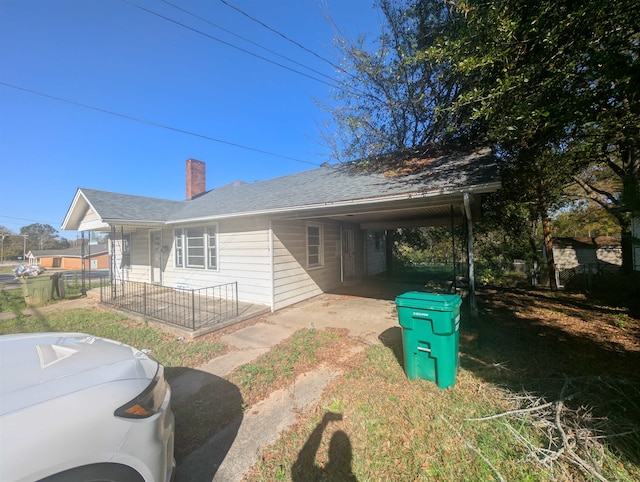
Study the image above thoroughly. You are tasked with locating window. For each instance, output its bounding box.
[207,226,217,270]
[174,226,218,269]
[307,224,323,267]
[174,229,183,266]
[186,227,205,268]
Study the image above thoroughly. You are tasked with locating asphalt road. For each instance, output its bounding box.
[0,272,20,290]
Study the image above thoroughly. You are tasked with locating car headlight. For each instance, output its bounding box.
[115,364,168,419]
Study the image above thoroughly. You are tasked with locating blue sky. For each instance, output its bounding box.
[0,0,383,238]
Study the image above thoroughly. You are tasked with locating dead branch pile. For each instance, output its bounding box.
[468,376,640,481]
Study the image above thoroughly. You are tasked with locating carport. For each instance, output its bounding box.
[281,148,500,314]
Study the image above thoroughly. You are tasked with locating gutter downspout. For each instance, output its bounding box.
[463,193,478,317]
[269,220,275,313]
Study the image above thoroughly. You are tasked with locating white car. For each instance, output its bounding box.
[0,333,175,482]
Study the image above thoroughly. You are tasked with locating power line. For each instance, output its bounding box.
[0,215,60,226]
[215,0,383,103]
[0,82,322,167]
[160,0,338,85]
[126,0,377,102]
[123,0,344,92]
[218,0,347,76]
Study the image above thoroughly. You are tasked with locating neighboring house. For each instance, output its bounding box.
[62,149,501,312]
[27,244,109,270]
[552,237,622,271]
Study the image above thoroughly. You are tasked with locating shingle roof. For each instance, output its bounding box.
[29,243,109,258]
[553,237,622,249]
[171,147,498,221]
[76,147,499,225]
[78,188,184,223]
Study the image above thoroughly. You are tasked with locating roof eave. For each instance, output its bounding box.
[169,181,502,225]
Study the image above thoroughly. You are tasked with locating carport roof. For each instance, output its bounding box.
[62,147,500,231]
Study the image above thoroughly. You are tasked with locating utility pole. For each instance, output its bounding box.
[0,233,6,264]
[20,234,28,262]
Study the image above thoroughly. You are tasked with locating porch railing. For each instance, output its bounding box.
[100,279,239,331]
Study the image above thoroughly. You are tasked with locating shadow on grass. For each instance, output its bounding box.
[167,368,244,481]
[378,326,404,369]
[459,287,640,467]
[375,285,640,469]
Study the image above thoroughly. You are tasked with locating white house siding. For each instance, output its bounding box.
[161,218,272,306]
[272,220,342,311]
[84,207,102,225]
[123,228,152,283]
[365,230,387,276]
[553,247,597,269]
[110,236,130,282]
[553,245,621,270]
[595,247,622,267]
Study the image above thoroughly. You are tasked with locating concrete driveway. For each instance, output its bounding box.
[1,278,421,481]
[173,279,424,482]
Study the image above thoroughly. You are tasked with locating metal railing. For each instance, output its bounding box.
[100,279,239,331]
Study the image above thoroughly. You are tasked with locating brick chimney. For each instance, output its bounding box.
[186,159,206,199]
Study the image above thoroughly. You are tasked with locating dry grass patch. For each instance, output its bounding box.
[244,287,640,481]
[174,327,360,463]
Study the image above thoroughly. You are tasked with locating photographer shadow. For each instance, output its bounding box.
[292,412,357,482]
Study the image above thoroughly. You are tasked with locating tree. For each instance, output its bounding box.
[323,0,638,285]
[321,0,463,161]
[432,0,640,276]
[19,224,69,252]
[551,201,620,239]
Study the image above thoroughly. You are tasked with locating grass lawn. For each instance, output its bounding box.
[243,288,640,481]
[1,285,638,480]
[0,308,226,370]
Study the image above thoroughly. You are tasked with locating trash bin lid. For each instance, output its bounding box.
[395,291,461,311]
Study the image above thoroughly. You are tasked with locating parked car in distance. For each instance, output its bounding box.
[0,332,175,482]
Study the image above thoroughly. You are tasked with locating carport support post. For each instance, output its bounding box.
[463,193,478,317]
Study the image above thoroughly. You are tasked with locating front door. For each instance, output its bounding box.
[342,227,355,281]
[150,231,162,284]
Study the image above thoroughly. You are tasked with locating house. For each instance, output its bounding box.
[552,236,623,271]
[62,148,501,313]
[27,244,109,270]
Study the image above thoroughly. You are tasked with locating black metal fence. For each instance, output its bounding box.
[100,280,239,331]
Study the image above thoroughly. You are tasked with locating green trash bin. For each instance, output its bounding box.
[395,291,461,389]
[20,275,56,306]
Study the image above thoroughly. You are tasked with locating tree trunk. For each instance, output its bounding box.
[620,222,635,275]
[540,202,558,290]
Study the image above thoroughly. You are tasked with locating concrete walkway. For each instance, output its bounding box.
[172,291,402,481]
[3,282,415,481]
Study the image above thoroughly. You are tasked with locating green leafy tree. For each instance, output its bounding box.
[432,0,640,277]
[321,0,464,161]
[552,201,621,239]
[19,224,69,252]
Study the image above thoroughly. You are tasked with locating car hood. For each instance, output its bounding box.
[0,333,157,416]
